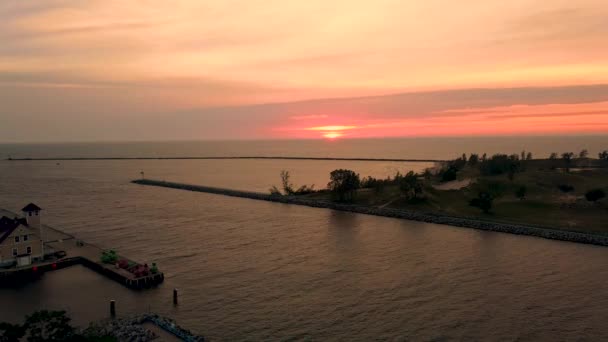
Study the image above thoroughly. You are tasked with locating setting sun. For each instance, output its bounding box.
[322,132,343,139]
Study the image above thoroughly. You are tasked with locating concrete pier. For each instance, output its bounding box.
[0,209,164,290]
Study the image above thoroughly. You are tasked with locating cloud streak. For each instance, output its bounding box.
[1,1,608,141]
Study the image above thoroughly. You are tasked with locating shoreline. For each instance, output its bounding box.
[132,179,608,247]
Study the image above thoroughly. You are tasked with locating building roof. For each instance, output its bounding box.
[21,203,42,212]
[0,216,28,244]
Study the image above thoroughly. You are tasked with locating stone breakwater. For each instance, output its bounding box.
[84,314,205,342]
[132,179,608,247]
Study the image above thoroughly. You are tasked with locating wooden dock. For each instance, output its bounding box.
[0,209,164,290]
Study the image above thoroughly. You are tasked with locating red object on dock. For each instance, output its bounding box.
[32,266,38,272]
[52,263,57,269]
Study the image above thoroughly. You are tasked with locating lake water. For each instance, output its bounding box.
[1,137,607,341]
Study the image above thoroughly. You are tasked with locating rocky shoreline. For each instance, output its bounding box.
[133,179,608,247]
[84,314,205,342]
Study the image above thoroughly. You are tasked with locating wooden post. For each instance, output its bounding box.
[110,300,116,317]
[173,288,178,305]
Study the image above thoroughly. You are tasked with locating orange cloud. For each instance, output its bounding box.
[290,114,328,120]
[305,125,357,131]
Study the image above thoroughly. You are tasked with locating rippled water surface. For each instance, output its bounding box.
[1,139,608,341]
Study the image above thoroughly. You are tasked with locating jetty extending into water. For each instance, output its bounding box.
[133,179,608,247]
[0,209,163,290]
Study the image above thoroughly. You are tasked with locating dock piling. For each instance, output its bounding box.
[110,300,116,317]
[173,288,178,305]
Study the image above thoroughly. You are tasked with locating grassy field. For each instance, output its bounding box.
[302,159,608,234]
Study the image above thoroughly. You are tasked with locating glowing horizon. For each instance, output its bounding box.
[1,1,608,142]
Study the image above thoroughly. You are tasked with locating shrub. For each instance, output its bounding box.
[24,310,75,342]
[561,152,575,172]
[585,189,606,203]
[100,250,118,264]
[294,184,316,195]
[399,171,423,199]
[515,186,527,200]
[469,192,494,213]
[439,166,458,182]
[558,184,574,193]
[280,170,294,195]
[269,186,282,196]
[479,154,521,177]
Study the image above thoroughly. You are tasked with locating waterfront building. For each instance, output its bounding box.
[0,203,44,267]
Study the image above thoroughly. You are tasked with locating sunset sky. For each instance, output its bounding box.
[1,0,608,141]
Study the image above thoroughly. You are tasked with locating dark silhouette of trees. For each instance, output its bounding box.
[558,184,575,193]
[0,322,25,342]
[271,170,315,195]
[599,150,608,161]
[515,186,527,200]
[469,192,493,213]
[549,152,558,159]
[526,152,533,160]
[399,171,423,200]
[1,310,113,342]
[438,155,467,182]
[440,166,458,182]
[294,184,316,195]
[479,154,521,178]
[579,149,588,158]
[468,154,479,165]
[280,170,294,195]
[585,189,606,203]
[561,152,575,172]
[360,173,400,193]
[328,169,360,202]
[269,186,282,196]
[23,310,75,342]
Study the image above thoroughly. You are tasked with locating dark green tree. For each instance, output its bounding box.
[0,322,25,342]
[585,189,606,203]
[399,171,423,200]
[469,192,494,213]
[515,186,527,200]
[468,154,479,165]
[479,154,521,178]
[23,310,75,342]
[558,184,574,193]
[327,169,360,202]
[561,152,575,172]
[280,170,294,195]
[440,166,458,182]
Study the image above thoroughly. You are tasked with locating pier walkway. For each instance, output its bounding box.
[0,209,163,290]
